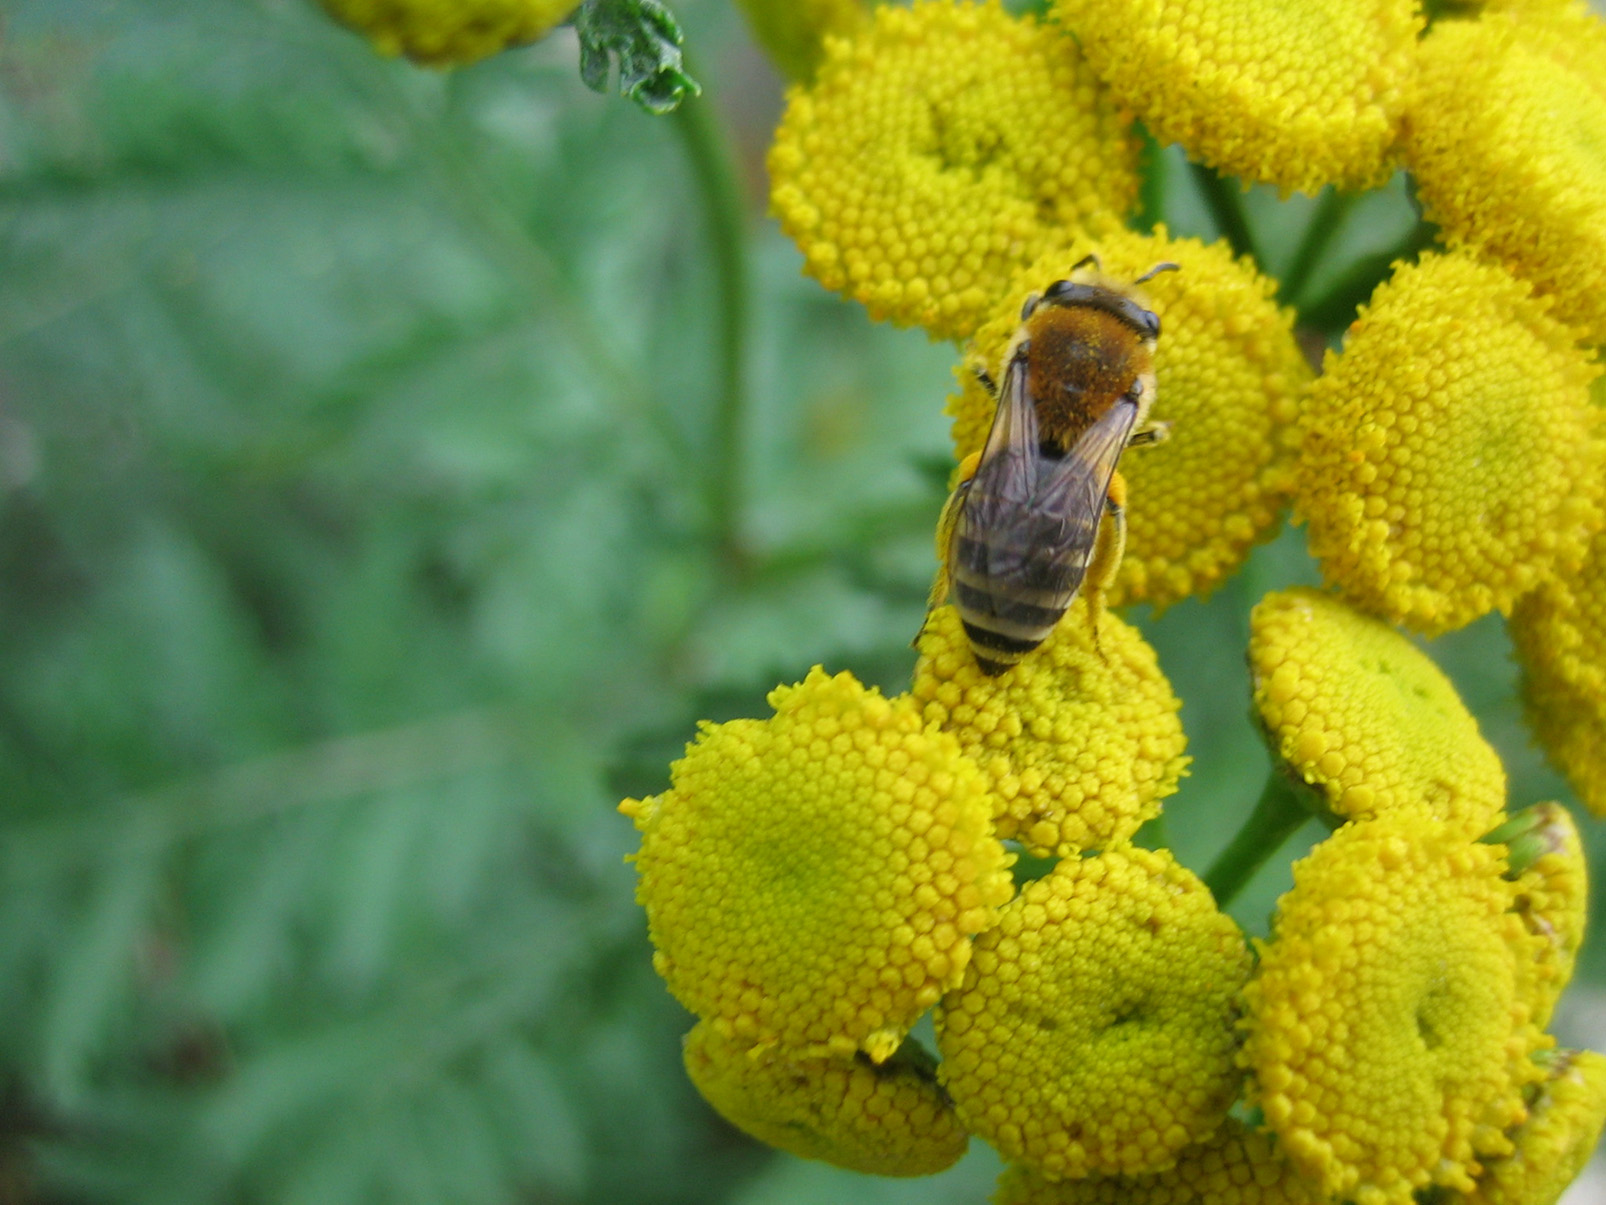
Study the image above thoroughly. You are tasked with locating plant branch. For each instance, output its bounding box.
[672,92,751,570]
[1202,770,1312,907]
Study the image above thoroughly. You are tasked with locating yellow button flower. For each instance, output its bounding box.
[991,1119,1324,1205]
[1406,8,1606,345]
[1241,808,1550,1204]
[1511,526,1606,818]
[1490,803,1589,1030]
[912,601,1187,859]
[938,848,1250,1179]
[767,0,1139,340]
[1462,1049,1606,1205]
[681,1021,968,1178]
[946,228,1308,610]
[1051,0,1420,194]
[1248,588,1506,833]
[731,0,867,82]
[1297,251,1604,636]
[318,0,578,65]
[620,666,1014,1062]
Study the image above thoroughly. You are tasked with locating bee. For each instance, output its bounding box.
[929,255,1177,675]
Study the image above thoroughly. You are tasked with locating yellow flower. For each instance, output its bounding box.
[1248,588,1507,833]
[1051,0,1420,194]
[767,0,1139,340]
[1490,803,1589,1030]
[1241,808,1550,1204]
[620,667,1013,1062]
[731,0,868,82]
[911,601,1187,859]
[946,229,1308,610]
[1406,7,1606,345]
[1511,526,1606,818]
[991,1119,1324,1205]
[681,1021,968,1178]
[1463,1049,1606,1205]
[318,0,578,65]
[937,848,1250,1179]
[1297,251,1604,635]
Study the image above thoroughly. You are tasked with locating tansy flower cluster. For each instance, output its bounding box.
[276,0,1606,1196]
[621,0,1606,1197]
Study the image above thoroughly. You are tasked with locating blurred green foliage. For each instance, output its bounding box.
[0,1,1601,1202]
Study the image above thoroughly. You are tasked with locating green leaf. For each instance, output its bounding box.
[572,0,701,115]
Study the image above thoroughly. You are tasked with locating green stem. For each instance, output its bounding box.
[1296,217,1439,333]
[1203,771,1311,907]
[672,92,751,571]
[1188,160,1257,264]
[1278,189,1355,310]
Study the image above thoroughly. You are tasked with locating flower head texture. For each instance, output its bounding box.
[1298,252,1604,635]
[318,0,578,64]
[1052,0,1420,194]
[1496,803,1589,1030]
[1241,809,1550,1204]
[1249,588,1506,833]
[681,1022,968,1177]
[991,1119,1324,1205]
[767,0,1139,340]
[620,667,1013,1061]
[947,229,1308,609]
[1512,526,1606,817]
[937,848,1250,1180]
[911,602,1187,859]
[1406,7,1606,345]
[1462,1049,1606,1205]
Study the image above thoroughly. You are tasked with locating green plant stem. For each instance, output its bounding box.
[1203,771,1311,907]
[1189,160,1257,264]
[672,92,750,571]
[1296,217,1439,333]
[1278,189,1355,310]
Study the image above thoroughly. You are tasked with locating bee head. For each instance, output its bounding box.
[1038,277,1163,343]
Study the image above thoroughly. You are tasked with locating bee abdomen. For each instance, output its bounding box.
[951,572,1071,677]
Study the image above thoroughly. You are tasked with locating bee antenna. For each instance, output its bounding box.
[1070,253,1101,274]
[1134,261,1181,284]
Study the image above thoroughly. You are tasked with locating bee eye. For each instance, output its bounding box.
[1020,292,1041,321]
[1044,280,1074,303]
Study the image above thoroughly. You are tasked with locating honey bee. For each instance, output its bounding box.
[929,256,1177,675]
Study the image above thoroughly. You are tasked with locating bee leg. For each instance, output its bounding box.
[972,364,997,396]
[1128,421,1171,449]
[915,452,982,649]
[1084,471,1129,659]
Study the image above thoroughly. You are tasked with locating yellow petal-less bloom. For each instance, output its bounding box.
[620,667,1014,1062]
[1051,0,1420,194]
[938,848,1250,1179]
[767,0,1139,340]
[1406,8,1606,345]
[1298,252,1605,635]
[912,602,1187,859]
[1497,803,1589,1030]
[318,0,578,65]
[1511,526,1606,817]
[681,1022,968,1178]
[1462,1049,1606,1205]
[731,0,867,82]
[1241,809,1550,1204]
[1248,588,1506,833]
[947,229,1308,610]
[991,1119,1324,1205]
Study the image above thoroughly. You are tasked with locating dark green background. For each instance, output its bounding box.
[2,1,1600,1201]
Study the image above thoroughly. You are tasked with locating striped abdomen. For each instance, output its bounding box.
[949,492,1096,676]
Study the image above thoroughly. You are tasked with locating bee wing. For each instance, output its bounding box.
[961,374,1138,599]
